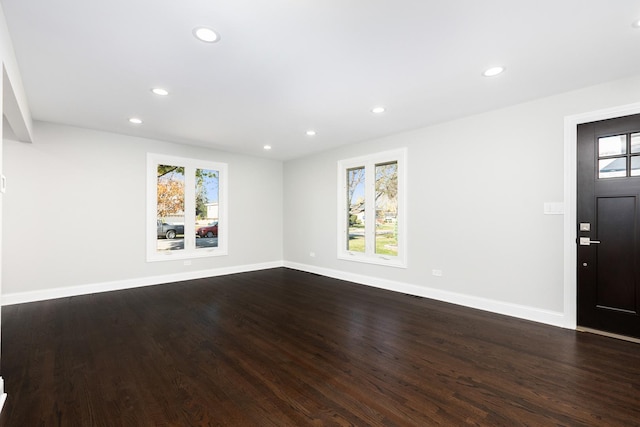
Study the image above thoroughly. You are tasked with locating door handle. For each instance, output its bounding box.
[579,237,601,246]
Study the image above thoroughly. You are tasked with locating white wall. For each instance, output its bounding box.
[283,74,640,327]
[2,121,283,300]
[1,0,33,404]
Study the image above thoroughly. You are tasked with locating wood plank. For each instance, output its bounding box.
[1,268,639,426]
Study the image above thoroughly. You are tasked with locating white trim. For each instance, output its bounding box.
[2,66,33,143]
[2,261,284,306]
[3,260,567,327]
[563,101,640,330]
[284,261,566,328]
[0,377,6,415]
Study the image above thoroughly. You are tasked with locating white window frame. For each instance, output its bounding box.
[147,153,228,262]
[337,148,407,268]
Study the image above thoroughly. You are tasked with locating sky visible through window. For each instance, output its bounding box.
[197,168,219,203]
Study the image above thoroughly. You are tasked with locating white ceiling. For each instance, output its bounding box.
[2,0,640,160]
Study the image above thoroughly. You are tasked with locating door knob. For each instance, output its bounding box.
[579,237,601,246]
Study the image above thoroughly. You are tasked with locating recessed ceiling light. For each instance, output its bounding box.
[371,107,385,114]
[193,27,220,43]
[129,117,143,124]
[483,66,505,77]
[306,130,317,136]
[263,145,272,150]
[151,88,169,96]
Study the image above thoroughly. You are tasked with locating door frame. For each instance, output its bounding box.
[563,101,640,329]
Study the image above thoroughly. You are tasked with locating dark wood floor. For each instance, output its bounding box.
[1,268,639,426]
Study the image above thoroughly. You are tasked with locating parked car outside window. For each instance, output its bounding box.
[196,222,218,238]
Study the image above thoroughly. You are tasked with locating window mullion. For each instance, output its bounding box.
[364,163,376,255]
[183,165,196,251]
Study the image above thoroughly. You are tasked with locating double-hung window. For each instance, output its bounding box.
[147,153,228,262]
[337,148,407,267]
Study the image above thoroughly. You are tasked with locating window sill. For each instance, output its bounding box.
[338,252,407,268]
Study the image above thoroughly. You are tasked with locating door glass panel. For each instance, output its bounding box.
[598,135,626,157]
[195,168,220,249]
[375,162,398,256]
[598,158,627,179]
[156,165,185,251]
[347,167,365,252]
[631,156,640,176]
[631,133,640,154]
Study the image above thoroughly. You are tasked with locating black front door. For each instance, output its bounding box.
[577,113,640,338]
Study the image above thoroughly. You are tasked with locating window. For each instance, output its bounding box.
[337,148,407,267]
[147,153,228,262]
[598,132,640,179]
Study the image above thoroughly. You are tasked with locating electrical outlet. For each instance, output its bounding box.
[310,252,316,258]
[432,269,443,277]
[183,260,192,266]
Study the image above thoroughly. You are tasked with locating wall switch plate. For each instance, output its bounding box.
[544,202,564,215]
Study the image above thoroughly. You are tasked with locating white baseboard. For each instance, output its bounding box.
[0,376,6,414]
[2,260,567,330]
[2,261,284,306]
[284,261,567,329]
